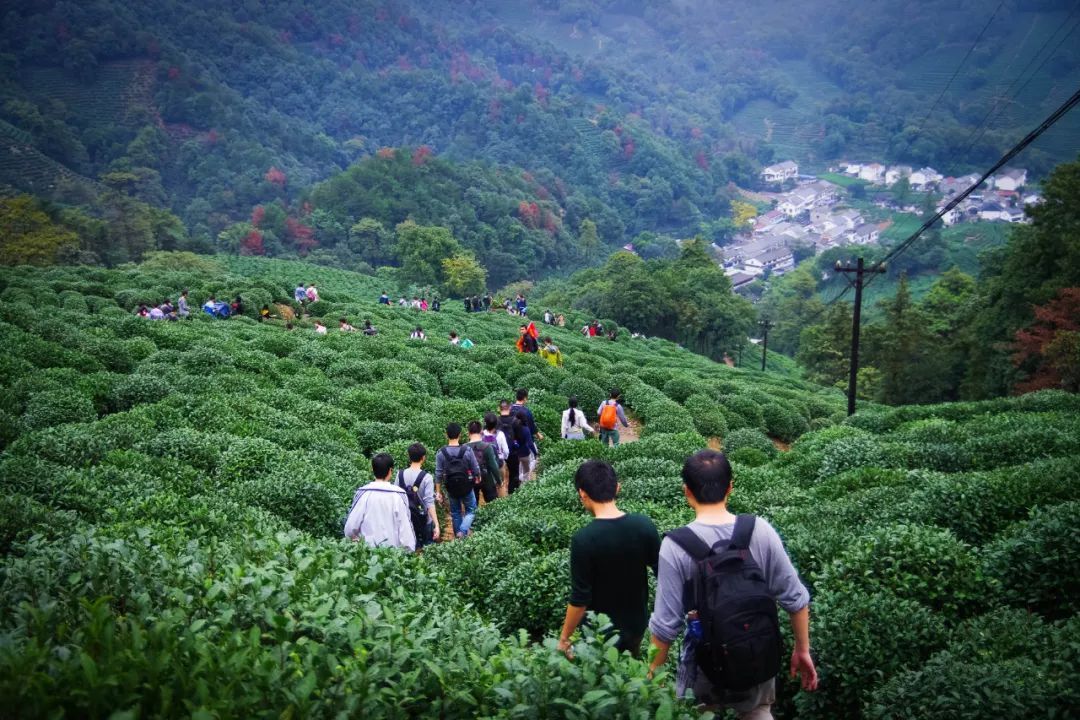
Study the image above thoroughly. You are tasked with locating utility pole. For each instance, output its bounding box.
[758,318,773,371]
[836,258,886,416]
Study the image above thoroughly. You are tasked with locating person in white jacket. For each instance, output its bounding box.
[562,396,594,440]
[343,453,416,551]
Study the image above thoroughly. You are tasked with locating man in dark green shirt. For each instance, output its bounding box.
[558,460,661,657]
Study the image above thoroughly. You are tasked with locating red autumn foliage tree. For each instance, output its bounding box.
[286,217,317,254]
[376,147,396,159]
[695,150,709,170]
[265,167,286,188]
[542,209,560,234]
[623,137,636,159]
[1012,288,1080,393]
[251,205,265,228]
[412,145,433,166]
[240,229,265,256]
[517,201,541,228]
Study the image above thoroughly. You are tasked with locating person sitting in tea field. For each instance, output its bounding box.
[398,296,409,307]
[450,331,461,346]
[410,326,426,340]
[343,452,416,551]
[230,295,244,317]
[136,303,150,318]
[259,305,271,322]
[561,396,593,440]
[306,284,319,303]
[558,460,660,658]
[314,321,328,335]
[295,284,307,304]
[339,317,357,332]
[398,443,439,546]
[378,291,390,305]
[178,290,191,319]
[436,423,482,539]
[648,450,818,717]
[363,320,378,336]
[148,303,164,320]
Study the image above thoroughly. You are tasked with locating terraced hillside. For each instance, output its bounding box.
[1,255,1077,718]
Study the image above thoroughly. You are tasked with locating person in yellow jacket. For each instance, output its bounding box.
[540,337,563,367]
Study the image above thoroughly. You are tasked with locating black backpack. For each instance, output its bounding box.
[397,469,430,543]
[666,515,782,693]
[440,446,475,499]
[469,441,493,483]
[496,415,520,455]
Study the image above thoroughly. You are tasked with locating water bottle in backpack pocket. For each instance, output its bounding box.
[666,515,783,692]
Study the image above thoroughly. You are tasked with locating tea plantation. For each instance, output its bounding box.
[1,255,1078,719]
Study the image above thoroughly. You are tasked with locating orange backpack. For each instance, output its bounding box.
[599,402,619,430]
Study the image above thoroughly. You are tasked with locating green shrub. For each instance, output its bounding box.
[110,374,172,411]
[217,437,281,485]
[815,524,983,618]
[795,590,948,719]
[717,394,765,429]
[556,376,606,419]
[21,389,97,430]
[983,501,1080,620]
[425,530,535,615]
[762,403,809,443]
[661,374,698,403]
[722,427,777,457]
[726,447,770,467]
[684,394,728,438]
[490,549,570,638]
[142,428,223,473]
[236,472,343,537]
[443,368,505,401]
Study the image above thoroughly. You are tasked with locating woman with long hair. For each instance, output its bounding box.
[561,396,593,440]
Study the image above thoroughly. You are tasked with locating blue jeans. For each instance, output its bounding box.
[600,428,621,447]
[447,490,477,537]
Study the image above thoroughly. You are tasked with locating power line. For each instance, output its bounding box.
[957,4,1080,161]
[892,0,1005,163]
[862,85,1080,293]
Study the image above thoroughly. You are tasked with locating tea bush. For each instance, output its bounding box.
[5,259,1075,718]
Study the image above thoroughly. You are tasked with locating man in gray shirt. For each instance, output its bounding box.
[648,450,818,717]
[400,442,439,545]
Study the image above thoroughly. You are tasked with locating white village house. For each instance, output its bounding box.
[992,168,1027,192]
[761,161,799,183]
[909,167,943,190]
[885,165,912,185]
[858,163,886,184]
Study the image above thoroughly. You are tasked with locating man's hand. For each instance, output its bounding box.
[536,432,545,441]
[790,648,818,691]
[557,638,573,658]
[432,524,441,541]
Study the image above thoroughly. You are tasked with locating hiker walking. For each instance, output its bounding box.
[436,423,482,539]
[561,396,593,440]
[540,336,563,367]
[597,389,630,447]
[482,412,511,497]
[516,323,539,353]
[511,388,541,482]
[378,291,390,305]
[466,420,501,504]
[409,326,426,340]
[259,305,271,322]
[343,453,416,551]
[559,460,660,658]
[648,450,818,714]
[398,443,439,547]
[230,295,244,318]
[306,284,319,303]
[497,401,523,495]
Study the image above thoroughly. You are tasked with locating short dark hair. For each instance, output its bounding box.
[372,452,395,479]
[446,422,462,440]
[407,442,427,463]
[609,387,622,399]
[484,411,499,431]
[574,460,618,502]
[682,450,733,504]
[467,420,481,435]
[515,388,528,402]
[499,400,511,412]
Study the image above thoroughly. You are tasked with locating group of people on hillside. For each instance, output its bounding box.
[345,389,545,547]
[514,321,564,367]
[346,441,819,717]
[542,309,567,327]
[137,290,247,321]
[294,283,320,304]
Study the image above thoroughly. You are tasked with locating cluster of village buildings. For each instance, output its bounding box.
[720,160,1040,292]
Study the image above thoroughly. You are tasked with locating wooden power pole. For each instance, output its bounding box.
[758,318,773,372]
[836,258,886,416]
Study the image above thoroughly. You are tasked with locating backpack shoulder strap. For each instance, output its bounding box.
[665,526,713,561]
[730,514,756,550]
[415,470,428,485]
[396,469,405,489]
